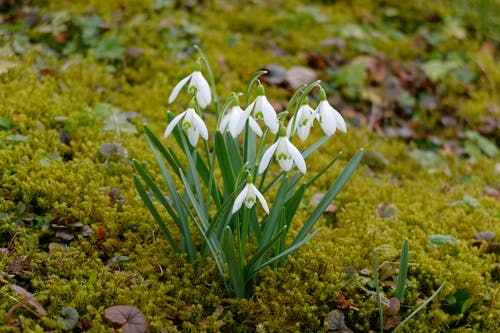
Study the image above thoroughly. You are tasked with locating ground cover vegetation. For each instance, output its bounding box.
[0,0,498,331]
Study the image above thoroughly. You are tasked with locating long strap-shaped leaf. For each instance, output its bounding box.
[144,134,195,259]
[222,227,245,298]
[260,177,289,245]
[133,160,179,222]
[214,131,237,195]
[176,188,230,295]
[394,238,409,301]
[246,228,321,282]
[244,225,289,282]
[133,175,179,253]
[145,124,221,204]
[292,149,364,247]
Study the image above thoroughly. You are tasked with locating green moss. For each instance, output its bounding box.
[0,0,498,331]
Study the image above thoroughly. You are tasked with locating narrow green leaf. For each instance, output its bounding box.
[245,225,288,279]
[247,228,320,281]
[133,160,179,222]
[302,136,330,159]
[395,238,409,301]
[224,131,243,173]
[284,183,306,228]
[179,170,210,229]
[261,177,289,244]
[292,149,363,246]
[394,282,445,331]
[133,176,179,253]
[222,227,245,298]
[305,153,342,188]
[143,134,195,260]
[215,131,236,194]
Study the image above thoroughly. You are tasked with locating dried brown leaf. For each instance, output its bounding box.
[10,284,47,316]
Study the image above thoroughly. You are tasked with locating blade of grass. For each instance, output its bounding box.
[395,238,409,302]
[394,282,445,331]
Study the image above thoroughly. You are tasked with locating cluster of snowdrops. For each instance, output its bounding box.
[133,47,362,298]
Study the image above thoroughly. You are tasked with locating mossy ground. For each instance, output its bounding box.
[0,1,499,332]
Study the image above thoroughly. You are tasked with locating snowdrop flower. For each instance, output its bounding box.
[246,84,279,134]
[164,103,208,146]
[258,126,306,174]
[219,98,262,138]
[315,88,347,136]
[168,61,211,108]
[286,99,316,141]
[232,175,269,214]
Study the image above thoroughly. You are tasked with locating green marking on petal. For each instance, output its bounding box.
[277,152,289,160]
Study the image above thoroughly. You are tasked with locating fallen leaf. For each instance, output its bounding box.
[105,305,149,333]
[377,202,398,219]
[384,297,400,315]
[10,284,47,316]
[325,310,353,332]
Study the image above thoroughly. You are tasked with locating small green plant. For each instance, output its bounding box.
[373,239,445,332]
[134,46,363,298]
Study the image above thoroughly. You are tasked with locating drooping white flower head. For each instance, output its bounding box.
[168,61,211,108]
[232,175,269,214]
[286,99,316,141]
[246,84,279,134]
[258,126,306,174]
[219,97,262,138]
[164,105,208,146]
[315,87,347,136]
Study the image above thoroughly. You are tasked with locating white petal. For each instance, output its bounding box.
[258,141,278,174]
[259,97,279,134]
[317,102,336,136]
[228,107,244,138]
[248,117,263,137]
[168,74,192,104]
[286,138,306,173]
[192,112,209,140]
[278,158,294,172]
[275,138,293,172]
[232,186,249,213]
[297,124,311,142]
[219,114,231,132]
[286,120,295,138]
[186,128,199,146]
[251,184,269,214]
[332,109,347,133]
[230,103,254,136]
[191,72,211,108]
[164,111,186,138]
